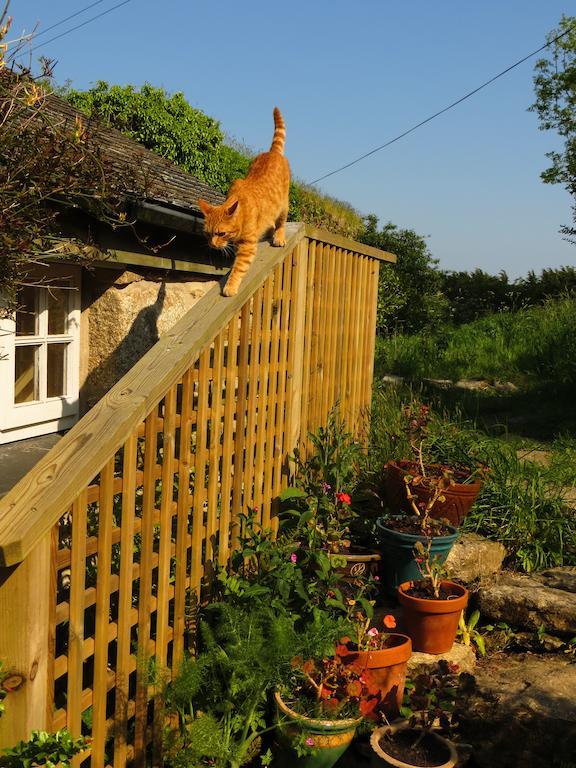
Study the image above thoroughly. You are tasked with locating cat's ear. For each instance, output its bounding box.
[198,198,212,216]
[226,199,239,216]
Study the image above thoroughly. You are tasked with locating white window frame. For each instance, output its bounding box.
[0,265,81,444]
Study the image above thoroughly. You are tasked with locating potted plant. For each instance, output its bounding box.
[369,661,468,768]
[397,539,468,654]
[275,646,381,768]
[377,475,459,596]
[335,609,412,720]
[384,404,484,527]
[283,412,382,581]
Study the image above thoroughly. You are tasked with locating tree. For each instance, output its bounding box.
[530,16,576,239]
[359,215,448,335]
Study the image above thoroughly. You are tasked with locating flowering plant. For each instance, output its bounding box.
[336,612,399,654]
[287,650,381,720]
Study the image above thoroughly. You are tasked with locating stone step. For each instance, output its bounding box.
[477,568,576,637]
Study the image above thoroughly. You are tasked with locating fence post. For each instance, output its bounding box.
[0,528,54,746]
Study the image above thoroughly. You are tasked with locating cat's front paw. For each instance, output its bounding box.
[272,235,286,247]
[223,281,238,297]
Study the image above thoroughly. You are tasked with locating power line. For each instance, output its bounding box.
[16,0,132,55]
[6,0,109,46]
[310,22,576,186]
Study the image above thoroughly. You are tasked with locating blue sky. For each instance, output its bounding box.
[8,0,576,277]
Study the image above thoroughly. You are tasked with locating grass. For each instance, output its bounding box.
[366,382,576,572]
[375,296,576,386]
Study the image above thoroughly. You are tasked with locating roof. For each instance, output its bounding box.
[42,92,225,214]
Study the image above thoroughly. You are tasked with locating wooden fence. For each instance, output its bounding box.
[0,223,394,767]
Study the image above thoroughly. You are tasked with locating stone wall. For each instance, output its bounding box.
[80,268,217,410]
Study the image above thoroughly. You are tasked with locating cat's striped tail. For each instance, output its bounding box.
[270,107,286,154]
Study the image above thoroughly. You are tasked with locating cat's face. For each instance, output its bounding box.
[198,199,239,250]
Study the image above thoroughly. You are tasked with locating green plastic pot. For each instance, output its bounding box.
[376,517,459,596]
[274,691,361,768]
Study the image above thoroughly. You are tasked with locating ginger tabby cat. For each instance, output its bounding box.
[198,107,290,297]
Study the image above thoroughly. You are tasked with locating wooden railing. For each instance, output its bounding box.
[0,223,394,767]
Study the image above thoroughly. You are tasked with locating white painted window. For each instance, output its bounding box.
[0,265,81,444]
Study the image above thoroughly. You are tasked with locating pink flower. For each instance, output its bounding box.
[290,553,297,563]
[305,737,315,747]
[367,627,379,637]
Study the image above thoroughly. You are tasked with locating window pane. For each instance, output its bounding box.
[47,285,70,335]
[15,286,38,336]
[15,345,39,403]
[47,343,67,398]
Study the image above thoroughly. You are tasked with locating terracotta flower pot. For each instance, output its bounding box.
[274,691,361,768]
[352,633,412,719]
[385,460,483,527]
[397,580,468,654]
[370,722,458,768]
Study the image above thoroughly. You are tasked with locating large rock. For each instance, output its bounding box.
[408,642,476,675]
[82,272,216,408]
[477,570,576,637]
[445,533,506,582]
[459,653,576,768]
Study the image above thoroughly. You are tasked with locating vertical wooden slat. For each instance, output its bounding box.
[91,458,115,768]
[134,411,158,767]
[114,435,137,768]
[340,251,354,423]
[219,317,239,563]
[285,242,309,469]
[68,491,87,765]
[173,369,193,666]
[206,333,224,569]
[253,277,273,517]
[190,348,210,597]
[243,287,263,513]
[153,386,178,760]
[45,525,58,731]
[262,264,283,526]
[349,254,364,430]
[299,239,316,442]
[274,257,293,499]
[320,244,335,425]
[356,257,369,436]
[231,302,251,540]
[308,242,325,436]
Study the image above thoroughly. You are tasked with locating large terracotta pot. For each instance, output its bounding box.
[397,580,468,654]
[274,691,361,768]
[351,633,412,719]
[370,722,458,768]
[385,460,483,527]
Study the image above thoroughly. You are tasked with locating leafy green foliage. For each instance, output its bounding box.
[0,730,87,768]
[375,296,576,386]
[530,15,576,237]
[359,215,448,336]
[0,62,132,311]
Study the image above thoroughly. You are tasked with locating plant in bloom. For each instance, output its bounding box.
[335,492,351,506]
[336,613,398,655]
[288,652,381,719]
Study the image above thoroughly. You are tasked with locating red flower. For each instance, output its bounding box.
[383,614,397,629]
[335,492,351,505]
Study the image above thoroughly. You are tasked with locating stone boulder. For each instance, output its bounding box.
[459,653,576,768]
[408,642,477,676]
[477,569,576,637]
[445,533,506,583]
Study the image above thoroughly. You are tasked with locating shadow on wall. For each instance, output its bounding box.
[81,281,167,411]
